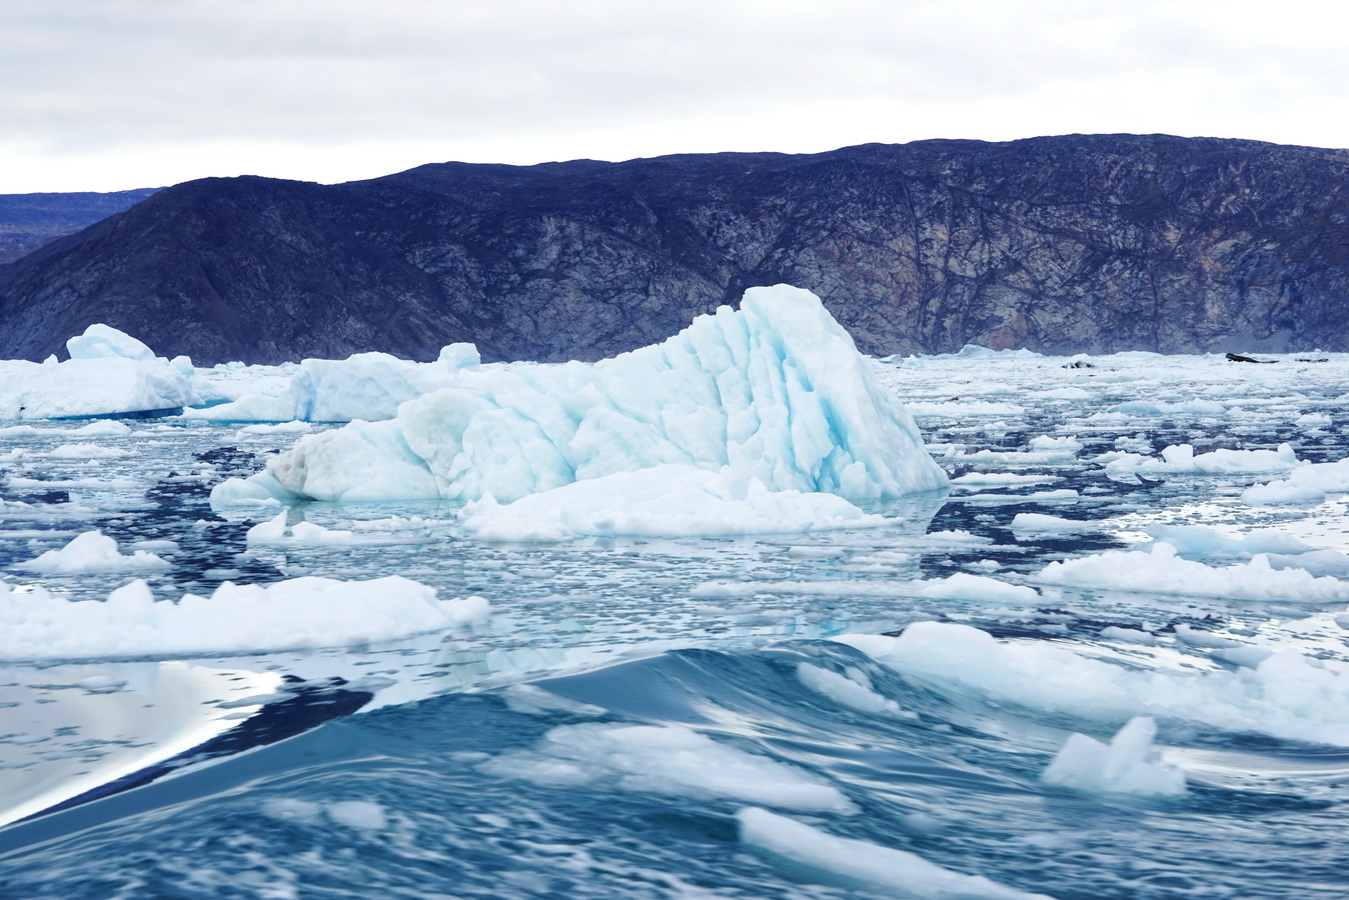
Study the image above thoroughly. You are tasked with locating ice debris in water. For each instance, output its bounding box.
[839,622,1349,747]
[14,529,171,576]
[226,285,946,507]
[1103,442,1302,482]
[477,722,856,813]
[796,663,916,718]
[1243,454,1349,505]
[1036,541,1349,601]
[1041,717,1186,796]
[736,807,1053,900]
[0,575,469,661]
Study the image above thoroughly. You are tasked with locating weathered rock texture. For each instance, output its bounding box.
[2,135,1347,364]
[0,188,161,265]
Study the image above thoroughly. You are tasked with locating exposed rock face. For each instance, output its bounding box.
[0,188,161,264]
[1,135,1347,364]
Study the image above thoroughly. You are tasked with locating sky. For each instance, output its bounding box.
[4,0,1349,194]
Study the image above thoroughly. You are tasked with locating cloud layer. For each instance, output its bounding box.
[3,0,1348,191]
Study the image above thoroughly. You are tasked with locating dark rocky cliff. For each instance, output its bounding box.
[2,135,1347,364]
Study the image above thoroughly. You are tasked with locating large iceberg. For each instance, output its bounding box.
[230,286,947,505]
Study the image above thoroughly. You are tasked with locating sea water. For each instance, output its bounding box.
[2,350,1348,899]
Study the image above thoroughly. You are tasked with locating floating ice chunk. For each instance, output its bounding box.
[1028,435,1084,454]
[839,622,1349,746]
[501,684,606,717]
[1036,387,1091,400]
[1295,412,1332,427]
[1144,525,1314,558]
[46,443,133,459]
[245,511,354,544]
[324,800,389,831]
[1105,443,1302,481]
[1041,717,1185,796]
[915,573,1040,604]
[460,465,891,541]
[1010,513,1100,537]
[479,723,855,813]
[1035,542,1349,601]
[208,472,290,508]
[958,489,1079,505]
[950,473,1060,489]
[14,530,170,575]
[236,421,314,435]
[445,594,491,627]
[257,286,947,504]
[0,574,461,660]
[736,807,1052,900]
[65,324,156,361]
[1243,455,1349,505]
[796,663,914,718]
[907,400,1026,416]
[1106,399,1227,417]
[1099,626,1157,645]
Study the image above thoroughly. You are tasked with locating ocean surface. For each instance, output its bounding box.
[3,349,1348,899]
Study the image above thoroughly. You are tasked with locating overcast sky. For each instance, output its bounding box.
[4,0,1348,193]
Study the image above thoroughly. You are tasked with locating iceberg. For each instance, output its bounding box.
[237,286,947,506]
[0,325,198,420]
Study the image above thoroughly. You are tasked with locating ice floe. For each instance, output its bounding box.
[0,575,469,661]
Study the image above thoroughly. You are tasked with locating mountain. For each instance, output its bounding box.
[0,188,162,265]
[1,135,1347,364]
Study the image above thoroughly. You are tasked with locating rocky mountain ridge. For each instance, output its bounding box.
[1,135,1346,364]
[0,188,161,265]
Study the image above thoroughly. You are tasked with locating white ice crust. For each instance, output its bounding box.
[242,286,946,507]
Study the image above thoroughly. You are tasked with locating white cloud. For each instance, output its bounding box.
[3,0,1349,191]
